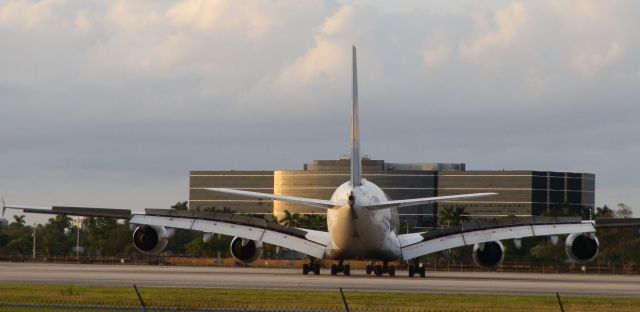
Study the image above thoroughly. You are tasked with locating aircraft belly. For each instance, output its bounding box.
[325,247,400,261]
[326,229,401,260]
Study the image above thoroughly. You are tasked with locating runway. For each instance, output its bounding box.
[1,263,639,297]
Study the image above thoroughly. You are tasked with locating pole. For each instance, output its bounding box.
[75,217,82,261]
[556,292,565,312]
[32,223,36,260]
[133,284,147,312]
[76,223,80,260]
[339,287,350,312]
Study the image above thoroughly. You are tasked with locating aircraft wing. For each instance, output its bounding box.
[398,217,595,260]
[2,204,132,218]
[131,209,330,258]
[2,202,330,258]
[363,192,497,210]
[205,188,340,209]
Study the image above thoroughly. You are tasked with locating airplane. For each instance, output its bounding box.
[2,46,599,277]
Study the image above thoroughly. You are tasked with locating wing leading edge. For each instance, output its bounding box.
[2,202,330,258]
[132,209,329,258]
[363,192,498,210]
[399,217,596,260]
[205,188,340,209]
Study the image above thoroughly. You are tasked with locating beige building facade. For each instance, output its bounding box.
[189,159,595,229]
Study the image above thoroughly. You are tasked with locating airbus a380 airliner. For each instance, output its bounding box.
[3,46,599,277]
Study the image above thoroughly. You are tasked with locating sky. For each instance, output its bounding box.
[1,0,639,223]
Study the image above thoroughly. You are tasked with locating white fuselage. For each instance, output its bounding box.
[325,179,401,260]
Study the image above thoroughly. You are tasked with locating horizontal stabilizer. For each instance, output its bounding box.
[3,204,131,219]
[364,192,497,210]
[205,188,340,209]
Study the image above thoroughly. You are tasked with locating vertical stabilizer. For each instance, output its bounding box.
[351,46,362,187]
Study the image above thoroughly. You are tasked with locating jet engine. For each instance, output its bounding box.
[132,225,174,254]
[472,241,505,270]
[230,237,263,265]
[565,233,599,263]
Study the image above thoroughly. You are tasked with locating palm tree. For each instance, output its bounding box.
[437,206,469,228]
[171,201,188,211]
[278,210,303,228]
[12,215,26,226]
[296,214,325,230]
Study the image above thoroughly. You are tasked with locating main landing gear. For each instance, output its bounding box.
[330,260,351,276]
[408,260,426,278]
[365,261,395,277]
[302,258,321,275]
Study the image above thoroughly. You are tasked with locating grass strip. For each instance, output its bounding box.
[0,284,638,311]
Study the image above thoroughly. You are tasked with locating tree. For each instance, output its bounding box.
[171,201,188,211]
[529,242,565,262]
[103,220,135,256]
[39,215,73,256]
[615,203,633,219]
[0,216,33,256]
[278,210,303,228]
[299,214,326,231]
[595,205,614,218]
[84,217,120,257]
[542,203,581,217]
[438,206,469,227]
[13,215,26,226]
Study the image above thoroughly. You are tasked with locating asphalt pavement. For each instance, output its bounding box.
[1,262,639,297]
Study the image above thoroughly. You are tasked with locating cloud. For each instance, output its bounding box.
[459,2,529,63]
[423,44,450,68]
[571,41,624,77]
[320,4,354,35]
[0,0,639,220]
[0,0,64,28]
[274,5,354,92]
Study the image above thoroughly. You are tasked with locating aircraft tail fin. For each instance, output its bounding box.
[351,45,362,187]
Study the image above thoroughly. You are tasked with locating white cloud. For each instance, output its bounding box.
[73,9,91,33]
[459,2,529,63]
[0,0,639,217]
[0,0,64,28]
[274,5,354,92]
[423,44,450,68]
[320,4,353,35]
[571,41,624,77]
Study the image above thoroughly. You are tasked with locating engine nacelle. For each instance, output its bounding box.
[230,237,263,265]
[473,241,505,270]
[565,233,599,263]
[132,225,174,254]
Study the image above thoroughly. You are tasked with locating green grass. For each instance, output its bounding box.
[0,284,638,311]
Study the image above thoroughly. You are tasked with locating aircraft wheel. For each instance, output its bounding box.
[331,264,337,276]
[419,266,426,278]
[374,265,383,277]
[389,266,395,277]
[303,263,309,275]
[365,265,372,275]
[344,265,351,276]
[314,262,321,275]
[408,265,415,277]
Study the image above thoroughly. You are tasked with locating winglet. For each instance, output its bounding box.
[351,45,362,187]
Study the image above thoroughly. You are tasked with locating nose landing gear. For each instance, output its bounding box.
[365,261,395,277]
